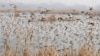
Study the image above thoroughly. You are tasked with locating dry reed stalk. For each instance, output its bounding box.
[23,30,30,56]
[69,41,77,56]
[4,31,13,56]
[23,38,30,56]
[14,35,19,56]
[27,29,33,46]
[23,40,29,56]
[27,29,34,56]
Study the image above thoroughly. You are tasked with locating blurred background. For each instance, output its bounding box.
[0,0,99,10]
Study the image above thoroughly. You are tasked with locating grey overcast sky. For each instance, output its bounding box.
[0,0,99,7]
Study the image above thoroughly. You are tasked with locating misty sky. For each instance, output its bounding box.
[0,0,99,7]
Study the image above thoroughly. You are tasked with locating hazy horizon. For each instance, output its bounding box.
[0,0,100,10]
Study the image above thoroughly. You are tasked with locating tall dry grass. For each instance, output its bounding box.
[4,27,13,56]
[1,7,99,56]
[36,47,59,56]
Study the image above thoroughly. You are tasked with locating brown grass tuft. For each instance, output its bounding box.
[23,49,30,56]
[79,43,95,56]
[4,31,13,56]
[48,14,56,22]
[36,47,59,56]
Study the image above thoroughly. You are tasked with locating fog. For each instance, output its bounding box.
[0,0,100,10]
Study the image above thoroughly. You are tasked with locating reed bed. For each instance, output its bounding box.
[2,20,99,56]
[0,5,100,56]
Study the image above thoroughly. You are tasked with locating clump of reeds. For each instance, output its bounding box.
[79,42,96,56]
[79,44,90,56]
[23,49,30,56]
[41,14,56,22]
[4,31,13,56]
[48,14,56,22]
[63,48,70,56]
[36,47,59,56]
[4,40,13,56]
